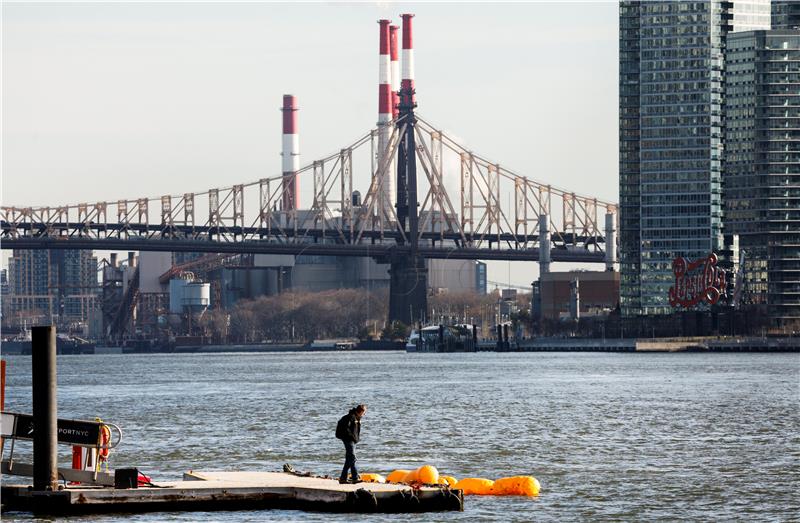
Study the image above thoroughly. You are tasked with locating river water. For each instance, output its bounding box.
[2,351,799,522]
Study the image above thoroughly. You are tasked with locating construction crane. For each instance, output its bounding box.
[488,281,532,292]
[158,253,252,285]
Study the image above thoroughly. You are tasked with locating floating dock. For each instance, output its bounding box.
[1,471,464,515]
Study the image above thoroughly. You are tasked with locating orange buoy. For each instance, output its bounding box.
[386,469,410,483]
[359,473,385,483]
[402,469,419,484]
[453,477,495,495]
[416,465,439,484]
[493,475,541,496]
[438,475,457,487]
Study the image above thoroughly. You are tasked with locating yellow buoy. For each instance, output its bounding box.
[359,473,385,483]
[416,465,439,484]
[492,476,541,496]
[402,469,419,484]
[453,477,495,495]
[438,475,457,487]
[386,469,410,483]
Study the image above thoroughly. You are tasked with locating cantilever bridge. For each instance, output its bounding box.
[1,15,617,324]
[0,114,616,262]
[0,114,618,323]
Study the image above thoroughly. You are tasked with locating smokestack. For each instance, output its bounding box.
[378,20,392,126]
[377,19,394,215]
[389,24,400,120]
[400,13,416,108]
[281,94,299,211]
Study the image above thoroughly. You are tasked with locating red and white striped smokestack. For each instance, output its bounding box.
[378,19,392,126]
[389,24,400,120]
[281,94,299,211]
[400,13,415,107]
[377,19,394,214]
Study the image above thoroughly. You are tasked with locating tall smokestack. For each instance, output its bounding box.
[400,14,416,108]
[389,24,400,120]
[377,19,394,216]
[378,20,392,125]
[281,94,299,210]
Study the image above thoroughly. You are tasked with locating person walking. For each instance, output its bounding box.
[336,404,366,484]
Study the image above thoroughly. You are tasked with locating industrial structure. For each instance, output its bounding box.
[281,95,300,211]
[1,13,619,331]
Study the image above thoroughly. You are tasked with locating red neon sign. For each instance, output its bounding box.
[668,254,727,308]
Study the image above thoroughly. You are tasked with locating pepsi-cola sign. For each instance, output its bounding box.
[668,253,728,308]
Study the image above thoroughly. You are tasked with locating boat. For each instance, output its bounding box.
[406,324,478,353]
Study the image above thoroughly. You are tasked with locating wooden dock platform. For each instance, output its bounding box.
[1,470,464,515]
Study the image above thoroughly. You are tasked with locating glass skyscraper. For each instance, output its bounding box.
[619,1,770,317]
[772,1,800,30]
[725,29,800,328]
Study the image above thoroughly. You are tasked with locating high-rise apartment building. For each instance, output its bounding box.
[772,1,800,30]
[8,249,99,326]
[725,29,800,328]
[0,269,9,325]
[619,1,770,316]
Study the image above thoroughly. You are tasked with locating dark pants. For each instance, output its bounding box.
[340,440,358,481]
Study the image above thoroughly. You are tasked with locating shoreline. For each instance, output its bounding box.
[2,337,797,355]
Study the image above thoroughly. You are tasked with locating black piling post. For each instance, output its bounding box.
[32,325,58,491]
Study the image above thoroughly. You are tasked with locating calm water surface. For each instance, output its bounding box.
[2,351,799,522]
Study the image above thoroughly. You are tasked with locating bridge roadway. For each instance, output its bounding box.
[0,222,606,263]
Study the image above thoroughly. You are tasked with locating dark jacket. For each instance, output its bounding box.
[336,410,361,443]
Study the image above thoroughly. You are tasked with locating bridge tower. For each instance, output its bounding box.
[388,13,427,327]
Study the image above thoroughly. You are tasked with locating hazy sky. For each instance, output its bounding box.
[2,1,618,285]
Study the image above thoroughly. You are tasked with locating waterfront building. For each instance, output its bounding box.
[724,29,800,328]
[538,271,620,321]
[619,0,770,316]
[8,249,99,327]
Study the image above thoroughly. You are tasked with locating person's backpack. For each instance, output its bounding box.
[335,414,350,440]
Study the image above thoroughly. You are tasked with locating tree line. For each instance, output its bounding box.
[197,288,526,343]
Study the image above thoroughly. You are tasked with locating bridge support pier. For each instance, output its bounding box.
[539,214,550,275]
[388,252,427,327]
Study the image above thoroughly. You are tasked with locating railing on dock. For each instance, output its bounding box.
[1,411,122,485]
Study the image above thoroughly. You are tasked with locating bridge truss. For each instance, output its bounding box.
[0,115,616,265]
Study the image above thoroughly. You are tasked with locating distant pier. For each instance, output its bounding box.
[498,337,799,352]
